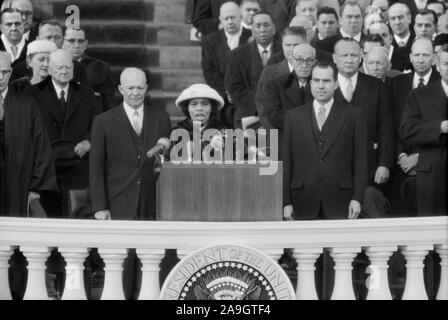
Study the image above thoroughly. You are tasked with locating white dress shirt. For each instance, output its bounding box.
[394,32,411,47]
[338,73,358,101]
[52,80,69,102]
[225,27,243,50]
[1,34,26,63]
[1,87,7,101]
[313,98,334,125]
[123,102,144,132]
[257,43,273,60]
[412,69,432,89]
[441,79,448,97]
[340,28,362,42]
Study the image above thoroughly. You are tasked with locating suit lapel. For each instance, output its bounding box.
[303,102,320,157]
[43,79,65,125]
[251,41,263,83]
[284,73,302,105]
[64,83,82,124]
[352,73,368,107]
[432,82,448,115]
[115,104,140,166]
[321,102,349,158]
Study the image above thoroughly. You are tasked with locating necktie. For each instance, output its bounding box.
[261,49,269,67]
[132,110,141,135]
[345,78,354,103]
[0,95,4,120]
[59,90,66,115]
[11,46,18,59]
[317,106,327,131]
[418,77,425,88]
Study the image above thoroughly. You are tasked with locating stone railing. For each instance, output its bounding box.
[0,216,447,300]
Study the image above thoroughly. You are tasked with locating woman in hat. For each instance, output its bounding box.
[10,40,57,92]
[172,83,226,160]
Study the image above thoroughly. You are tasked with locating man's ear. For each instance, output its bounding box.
[118,84,123,96]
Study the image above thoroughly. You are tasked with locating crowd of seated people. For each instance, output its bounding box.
[0,0,447,300]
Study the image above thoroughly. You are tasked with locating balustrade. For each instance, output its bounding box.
[0,217,447,300]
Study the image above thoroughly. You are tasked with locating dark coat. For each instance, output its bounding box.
[390,46,413,72]
[89,104,171,220]
[225,40,282,123]
[0,38,27,67]
[259,0,297,36]
[192,0,227,36]
[201,28,252,98]
[25,77,99,188]
[387,69,440,156]
[1,90,57,217]
[283,101,368,219]
[80,54,116,113]
[334,72,395,180]
[400,81,447,216]
[259,70,313,130]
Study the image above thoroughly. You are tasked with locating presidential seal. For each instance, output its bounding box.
[160,245,295,300]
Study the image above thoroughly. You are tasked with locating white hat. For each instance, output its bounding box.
[27,40,58,56]
[175,83,225,110]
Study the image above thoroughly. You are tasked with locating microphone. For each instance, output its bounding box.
[210,135,224,150]
[146,137,171,159]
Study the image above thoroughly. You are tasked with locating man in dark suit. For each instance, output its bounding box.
[89,68,171,300]
[311,6,339,46]
[63,27,115,113]
[201,1,251,125]
[260,43,314,132]
[90,67,171,221]
[388,2,415,53]
[25,49,99,218]
[256,26,308,129]
[386,37,440,216]
[399,43,448,216]
[0,8,27,67]
[414,8,438,39]
[267,15,333,65]
[283,61,367,220]
[368,21,413,71]
[226,12,281,127]
[314,2,365,53]
[1,0,37,42]
[259,0,297,36]
[333,38,394,218]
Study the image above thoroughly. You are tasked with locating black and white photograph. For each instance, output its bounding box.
[0,0,447,306]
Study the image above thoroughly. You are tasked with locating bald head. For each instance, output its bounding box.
[289,15,314,43]
[119,68,148,109]
[219,1,242,35]
[411,37,434,77]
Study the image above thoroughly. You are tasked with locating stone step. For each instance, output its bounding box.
[88,45,201,69]
[53,0,154,21]
[82,21,198,46]
[111,67,204,92]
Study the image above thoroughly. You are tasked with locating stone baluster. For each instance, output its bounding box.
[22,246,51,300]
[259,248,284,263]
[293,248,321,300]
[137,249,165,300]
[365,246,396,300]
[0,246,14,300]
[59,248,89,300]
[329,247,360,300]
[435,244,448,300]
[400,245,432,300]
[98,248,127,300]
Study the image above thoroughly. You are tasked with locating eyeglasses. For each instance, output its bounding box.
[293,58,315,66]
[64,38,86,44]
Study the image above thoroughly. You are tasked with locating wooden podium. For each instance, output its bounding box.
[157,162,283,221]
